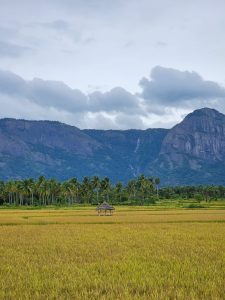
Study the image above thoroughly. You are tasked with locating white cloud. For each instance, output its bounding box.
[0,66,225,129]
[1,0,225,93]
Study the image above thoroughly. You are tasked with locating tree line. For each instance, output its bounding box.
[0,175,224,206]
[159,185,225,202]
[0,175,159,206]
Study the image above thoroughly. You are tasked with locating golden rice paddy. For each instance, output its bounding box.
[0,207,225,299]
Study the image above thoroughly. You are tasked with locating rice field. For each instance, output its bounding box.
[0,207,225,299]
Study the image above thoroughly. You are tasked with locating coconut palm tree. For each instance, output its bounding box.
[154,178,160,198]
[100,177,111,202]
[92,176,101,203]
[68,178,79,204]
[115,182,123,203]
[127,179,137,201]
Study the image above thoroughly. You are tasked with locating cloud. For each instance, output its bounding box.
[88,87,141,113]
[43,20,70,31]
[0,69,141,116]
[155,41,167,47]
[1,0,225,99]
[0,41,32,58]
[83,37,95,44]
[1,66,225,130]
[115,113,145,129]
[0,26,18,40]
[139,66,225,106]
[0,70,26,94]
[34,20,70,31]
[28,78,88,112]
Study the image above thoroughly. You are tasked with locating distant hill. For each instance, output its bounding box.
[1,108,225,185]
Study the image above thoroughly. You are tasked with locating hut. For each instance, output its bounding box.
[96,201,115,216]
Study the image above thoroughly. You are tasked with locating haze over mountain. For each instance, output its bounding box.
[0,107,225,185]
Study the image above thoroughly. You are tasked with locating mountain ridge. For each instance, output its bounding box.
[0,108,225,185]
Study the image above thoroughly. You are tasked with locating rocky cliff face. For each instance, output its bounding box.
[160,108,225,164]
[151,108,225,185]
[1,108,225,185]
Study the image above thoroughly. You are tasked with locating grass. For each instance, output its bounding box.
[0,206,225,299]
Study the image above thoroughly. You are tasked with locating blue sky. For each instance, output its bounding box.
[0,0,225,129]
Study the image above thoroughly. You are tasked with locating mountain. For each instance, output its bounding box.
[0,108,225,185]
[149,108,225,185]
[83,128,168,178]
[0,118,167,182]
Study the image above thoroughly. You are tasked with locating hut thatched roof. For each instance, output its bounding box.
[96,201,115,211]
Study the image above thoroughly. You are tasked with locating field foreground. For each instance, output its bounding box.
[0,207,225,299]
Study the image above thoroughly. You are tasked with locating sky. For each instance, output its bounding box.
[0,0,225,129]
